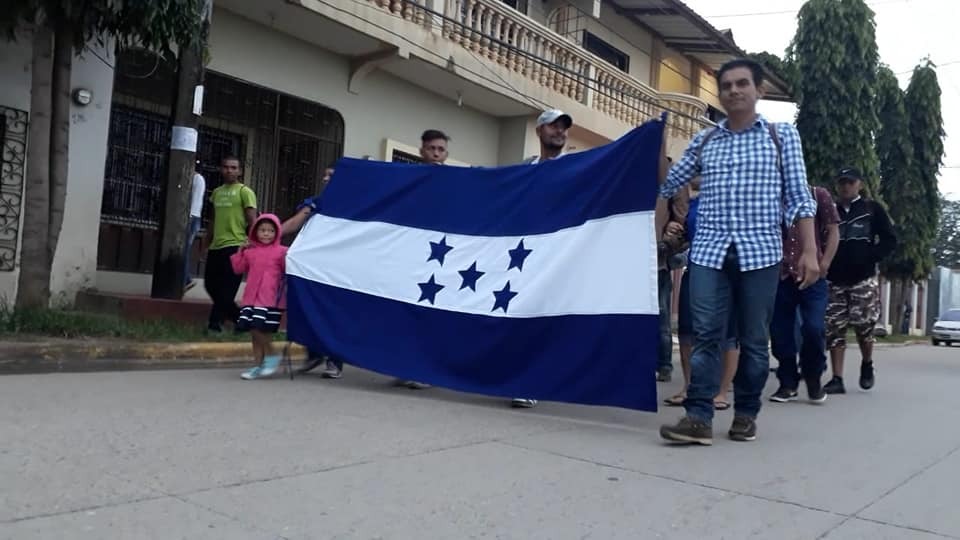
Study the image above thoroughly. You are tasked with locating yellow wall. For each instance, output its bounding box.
[658,49,691,94]
[697,67,721,109]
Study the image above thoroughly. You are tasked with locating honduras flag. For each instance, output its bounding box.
[286,119,664,411]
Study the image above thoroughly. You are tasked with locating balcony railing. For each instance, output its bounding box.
[366,0,713,138]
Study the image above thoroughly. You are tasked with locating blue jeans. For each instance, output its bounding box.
[685,246,779,422]
[657,269,673,374]
[770,278,828,389]
[183,216,201,286]
[677,269,738,350]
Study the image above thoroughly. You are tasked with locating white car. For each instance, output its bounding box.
[931,309,960,346]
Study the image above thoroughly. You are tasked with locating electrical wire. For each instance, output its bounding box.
[84,45,114,69]
[703,0,911,19]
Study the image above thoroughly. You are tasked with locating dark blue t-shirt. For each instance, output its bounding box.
[685,196,699,243]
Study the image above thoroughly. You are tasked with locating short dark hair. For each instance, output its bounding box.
[221,155,241,166]
[421,129,449,144]
[715,58,765,88]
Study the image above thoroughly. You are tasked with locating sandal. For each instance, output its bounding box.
[663,393,685,406]
[713,400,731,411]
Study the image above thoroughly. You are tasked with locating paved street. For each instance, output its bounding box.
[2,344,958,539]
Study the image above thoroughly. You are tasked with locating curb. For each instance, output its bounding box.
[0,338,923,375]
[0,341,307,374]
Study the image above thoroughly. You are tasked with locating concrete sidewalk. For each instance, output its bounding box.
[1,344,957,539]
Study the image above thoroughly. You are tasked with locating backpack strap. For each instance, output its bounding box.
[694,127,720,172]
[767,122,786,181]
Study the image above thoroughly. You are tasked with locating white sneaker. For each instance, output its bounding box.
[241,366,262,380]
[259,355,281,378]
[511,398,538,408]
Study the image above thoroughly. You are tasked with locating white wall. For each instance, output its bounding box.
[208,9,502,167]
[0,34,32,304]
[0,34,115,306]
[48,43,115,306]
[534,0,653,85]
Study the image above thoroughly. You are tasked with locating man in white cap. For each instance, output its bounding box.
[524,109,573,165]
[511,109,573,409]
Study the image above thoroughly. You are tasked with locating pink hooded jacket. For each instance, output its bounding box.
[230,213,288,309]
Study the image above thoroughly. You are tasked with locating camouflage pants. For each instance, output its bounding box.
[826,277,880,349]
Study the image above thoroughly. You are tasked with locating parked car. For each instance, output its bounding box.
[931,309,960,346]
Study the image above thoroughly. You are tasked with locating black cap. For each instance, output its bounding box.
[836,167,863,181]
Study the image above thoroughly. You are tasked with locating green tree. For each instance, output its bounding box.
[790,0,880,192]
[904,60,945,276]
[1,1,206,308]
[747,51,797,93]
[875,66,918,332]
[934,197,960,268]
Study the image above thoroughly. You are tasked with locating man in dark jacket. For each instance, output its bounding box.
[824,167,897,394]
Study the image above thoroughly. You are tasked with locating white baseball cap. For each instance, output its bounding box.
[536,109,573,128]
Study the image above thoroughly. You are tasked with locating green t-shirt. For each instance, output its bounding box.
[209,183,257,249]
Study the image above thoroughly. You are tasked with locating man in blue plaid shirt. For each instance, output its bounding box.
[658,59,819,445]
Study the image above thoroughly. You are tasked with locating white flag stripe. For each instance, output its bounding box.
[287,212,658,318]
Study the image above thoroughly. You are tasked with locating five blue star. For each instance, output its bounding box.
[417,274,445,304]
[492,281,519,313]
[427,236,454,266]
[458,261,485,291]
[507,239,533,271]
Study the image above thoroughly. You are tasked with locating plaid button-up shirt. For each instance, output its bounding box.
[659,116,817,272]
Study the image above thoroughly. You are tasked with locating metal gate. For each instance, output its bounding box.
[98,49,344,273]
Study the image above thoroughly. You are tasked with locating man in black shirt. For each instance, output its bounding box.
[823,167,896,394]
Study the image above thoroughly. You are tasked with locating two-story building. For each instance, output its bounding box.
[0,0,790,304]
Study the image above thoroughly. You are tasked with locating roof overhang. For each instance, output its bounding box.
[606,0,793,102]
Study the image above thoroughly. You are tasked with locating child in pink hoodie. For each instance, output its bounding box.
[230,213,288,380]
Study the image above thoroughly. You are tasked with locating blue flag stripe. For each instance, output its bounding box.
[317,121,664,236]
[287,276,659,411]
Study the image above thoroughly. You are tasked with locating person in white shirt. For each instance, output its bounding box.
[183,167,206,292]
[512,109,572,409]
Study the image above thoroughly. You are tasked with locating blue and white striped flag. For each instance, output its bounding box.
[286,119,664,410]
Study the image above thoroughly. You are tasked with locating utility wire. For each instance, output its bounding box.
[704,0,911,19]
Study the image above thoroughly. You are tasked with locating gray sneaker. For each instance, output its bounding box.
[660,416,713,445]
[321,360,342,379]
[511,398,538,408]
[299,356,325,374]
[728,416,757,442]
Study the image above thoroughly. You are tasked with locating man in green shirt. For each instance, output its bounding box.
[202,155,257,332]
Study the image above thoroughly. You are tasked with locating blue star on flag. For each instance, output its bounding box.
[458,261,485,291]
[492,281,519,313]
[507,239,532,271]
[427,236,454,266]
[417,274,445,304]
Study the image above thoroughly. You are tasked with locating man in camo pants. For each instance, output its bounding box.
[823,167,896,394]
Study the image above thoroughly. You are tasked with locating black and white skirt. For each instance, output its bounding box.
[236,306,283,333]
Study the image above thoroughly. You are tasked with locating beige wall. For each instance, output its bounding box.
[209,9,502,167]
[0,34,114,305]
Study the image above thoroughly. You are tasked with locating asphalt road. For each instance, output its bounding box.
[2,344,958,539]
